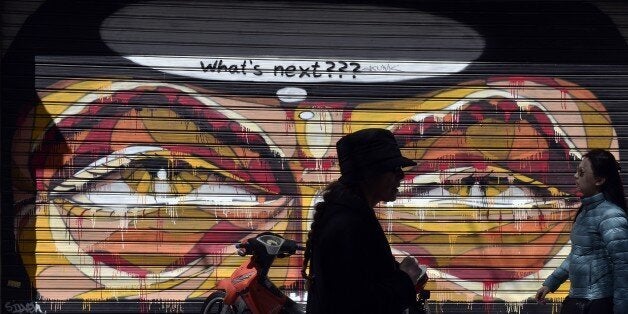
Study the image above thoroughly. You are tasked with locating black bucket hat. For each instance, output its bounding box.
[336,128,416,181]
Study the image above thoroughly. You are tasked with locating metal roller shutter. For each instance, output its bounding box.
[3,0,628,313]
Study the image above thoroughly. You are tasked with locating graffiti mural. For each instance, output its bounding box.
[3,0,628,313]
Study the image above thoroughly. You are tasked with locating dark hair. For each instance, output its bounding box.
[582,148,627,212]
[301,180,362,281]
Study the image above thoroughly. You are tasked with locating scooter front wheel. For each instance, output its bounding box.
[201,290,231,314]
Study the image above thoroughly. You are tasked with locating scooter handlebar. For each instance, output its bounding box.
[235,243,250,256]
[234,236,305,257]
[277,241,299,257]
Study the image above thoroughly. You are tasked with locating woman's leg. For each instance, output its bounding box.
[560,296,588,314]
[585,297,613,314]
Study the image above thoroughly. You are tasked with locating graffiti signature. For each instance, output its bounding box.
[4,301,46,314]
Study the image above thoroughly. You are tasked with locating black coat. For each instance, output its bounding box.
[305,191,416,313]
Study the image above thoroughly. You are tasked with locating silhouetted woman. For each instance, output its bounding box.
[303,128,421,314]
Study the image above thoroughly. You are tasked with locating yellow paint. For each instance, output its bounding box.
[32,206,71,275]
[297,185,318,234]
[400,221,507,233]
[76,278,184,300]
[347,87,482,133]
[35,80,113,142]
[577,102,615,149]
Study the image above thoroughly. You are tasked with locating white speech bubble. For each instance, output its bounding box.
[125,55,471,83]
[276,87,307,103]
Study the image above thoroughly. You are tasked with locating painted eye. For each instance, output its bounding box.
[51,146,276,216]
[393,166,568,222]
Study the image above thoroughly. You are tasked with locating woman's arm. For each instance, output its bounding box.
[321,215,415,313]
[541,252,571,292]
[536,252,571,303]
[598,205,628,314]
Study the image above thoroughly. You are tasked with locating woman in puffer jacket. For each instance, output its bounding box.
[536,149,628,314]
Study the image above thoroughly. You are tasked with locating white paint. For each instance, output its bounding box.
[393,242,572,303]
[304,110,333,159]
[125,55,471,83]
[4,301,45,314]
[299,111,315,120]
[46,200,209,288]
[276,87,307,103]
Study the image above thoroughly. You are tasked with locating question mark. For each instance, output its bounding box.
[325,61,335,77]
[337,61,348,78]
[350,62,361,79]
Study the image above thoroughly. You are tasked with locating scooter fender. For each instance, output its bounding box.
[214,278,238,305]
[216,262,258,305]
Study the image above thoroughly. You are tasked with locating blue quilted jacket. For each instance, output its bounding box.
[543,193,628,313]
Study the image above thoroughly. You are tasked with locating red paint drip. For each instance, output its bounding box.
[482,281,497,302]
[156,218,164,243]
[537,210,547,229]
[138,275,149,314]
[482,281,497,314]
[559,88,569,110]
[508,78,525,98]
[93,259,101,286]
[75,216,84,241]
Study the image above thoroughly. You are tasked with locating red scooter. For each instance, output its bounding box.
[201,232,304,314]
[201,232,430,314]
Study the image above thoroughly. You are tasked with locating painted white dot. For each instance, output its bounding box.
[299,111,315,120]
[157,168,167,180]
[276,87,307,103]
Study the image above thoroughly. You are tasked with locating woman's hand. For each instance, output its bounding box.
[399,256,421,285]
[535,286,551,304]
